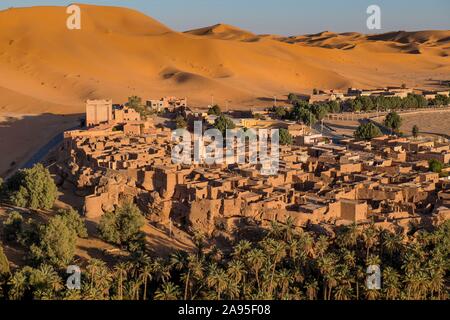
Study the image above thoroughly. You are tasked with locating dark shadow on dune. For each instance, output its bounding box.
[0,113,84,178]
[257,96,290,104]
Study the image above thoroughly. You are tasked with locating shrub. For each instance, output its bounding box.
[213,115,236,135]
[429,159,444,173]
[6,164,57,210]
[175,115,187,129]
[207,104,222,116]
[58,208,88,238]
[412,125,419,138]
[2,211,23,242]
[354,122,383,140]
[279,128,293,145]
[98,202,145,249]
[30,216,77,268]
[0,245,10,275]
[384,111,402,132]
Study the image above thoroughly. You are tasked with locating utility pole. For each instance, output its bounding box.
[274,96,277,107]
[211,95,214,107]
[169,219,173,238]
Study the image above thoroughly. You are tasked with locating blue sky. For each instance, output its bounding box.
[1,0,449,35]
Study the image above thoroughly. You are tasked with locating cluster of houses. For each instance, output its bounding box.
[57,99,450,237]
[306,87,450,104]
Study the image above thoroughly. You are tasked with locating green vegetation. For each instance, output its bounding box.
[384,111,402,132]
[175,115,187,129]
[430,94,450,107]
[0,220,448,300]
[207,104,222,116]
[2,211,23,242]
[270,106,287,119]
[279,128,293,145]
[4,164,57,210]
[30,215,78,268]
[213,114,236,135]
[126,96,150,120]
[278,95,342,126]
[0,246,9,275]
[98,202,145,251]
[429,159,444,173]
[346,94,428,112]
[58,208,88,238]
[354,122,383,140]
[412,125,419,138]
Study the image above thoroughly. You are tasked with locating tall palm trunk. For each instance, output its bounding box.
[184,269,191,300]
[143,277,148,300]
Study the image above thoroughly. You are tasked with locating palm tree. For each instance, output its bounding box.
[281,216,296,242]
[232,240,252,259]
[139,262,153,300]
[276,269,293,298]
[152,258,170,284]
[362,223,379,260]
[382,267,400,300]
[206,264,228,300]
[114,262,129,300]
[298,232,315,258]
[246,249,265,291]
[39,264,63,292]
[315,235,329,258]
[263,239,287,295]
[333,281,352,300]
[8,270,28,300]
[227,259,246,286]
[305,280,319,300]
[154,282,181,300]
[86,259,105,291]
[338,224,358,249]
[317,254,335,300]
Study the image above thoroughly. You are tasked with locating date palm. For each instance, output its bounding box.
[276,268,293,298]
[305,280,319,300]
[246,249,265,291]
[139,262,153,300]
[227,259,246,285]
[8,269,28,300]
[114,262,129,300]
[382,267,400,300]
[154,282,181,300]
[263,238,287,295]
[206,264,228,300]
[232,240,252,259]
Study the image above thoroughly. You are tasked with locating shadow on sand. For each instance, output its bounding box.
[0,113,84,178]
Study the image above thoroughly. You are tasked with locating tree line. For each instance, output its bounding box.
[0,164,448,301]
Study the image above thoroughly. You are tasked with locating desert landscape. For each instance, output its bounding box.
[0,4,449,114]
[0,4,449,176]
[0,3,449,303]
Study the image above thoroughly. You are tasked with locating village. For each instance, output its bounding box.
[55,86,450,240]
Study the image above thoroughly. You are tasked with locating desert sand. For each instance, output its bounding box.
[0,4,449,177]
[0,4,448,114]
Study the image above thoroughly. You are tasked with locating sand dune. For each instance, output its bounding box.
[0,4,449,115]
[185,24,259,42]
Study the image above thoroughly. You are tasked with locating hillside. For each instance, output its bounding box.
[0,4,449,115]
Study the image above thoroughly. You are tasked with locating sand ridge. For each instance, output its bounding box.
[0,4,448,115]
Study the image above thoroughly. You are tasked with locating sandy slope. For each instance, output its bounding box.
[0,4,448,115]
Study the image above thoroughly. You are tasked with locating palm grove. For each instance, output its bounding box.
[0,162,448,300]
